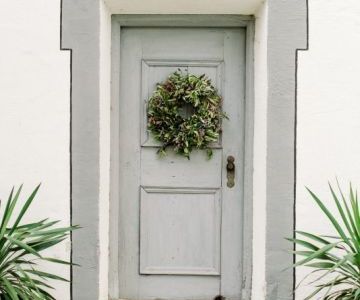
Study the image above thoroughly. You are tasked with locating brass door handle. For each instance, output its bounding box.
[226,155,235,188]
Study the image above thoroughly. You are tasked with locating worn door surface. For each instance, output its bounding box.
[118,27,246,300]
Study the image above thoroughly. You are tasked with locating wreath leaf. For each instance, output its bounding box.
[147,71,227,159]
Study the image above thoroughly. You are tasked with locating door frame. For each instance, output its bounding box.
[109,15,255,300]
[61,2,308,298]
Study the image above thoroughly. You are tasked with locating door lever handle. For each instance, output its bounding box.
[226,155,235,188]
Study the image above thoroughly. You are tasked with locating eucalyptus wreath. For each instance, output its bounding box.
[147,71,227,159]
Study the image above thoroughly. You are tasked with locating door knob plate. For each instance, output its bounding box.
[226,155,235,188]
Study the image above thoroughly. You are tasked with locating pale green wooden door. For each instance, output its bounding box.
[117,27,246,300]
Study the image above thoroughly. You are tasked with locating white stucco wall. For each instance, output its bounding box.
[296,0,360,298]
[0,0,70,299]
[2,0,360,299]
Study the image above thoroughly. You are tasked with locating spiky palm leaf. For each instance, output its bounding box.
[290,182,360,299]
[0,185,77,299]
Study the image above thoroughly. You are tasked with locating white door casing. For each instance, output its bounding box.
[115,25,249,300]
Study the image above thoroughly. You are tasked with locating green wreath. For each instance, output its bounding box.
[147,71,227,159]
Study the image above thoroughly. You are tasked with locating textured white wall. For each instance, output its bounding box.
[4,0,360,299]
[297,0,360,299]
[0,0,71,299]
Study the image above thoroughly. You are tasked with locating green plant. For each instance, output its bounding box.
[290,183,360,299]
[147,71,227,159]
[0,185,77,299]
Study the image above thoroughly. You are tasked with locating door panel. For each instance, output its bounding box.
[118,27,245,300]
[140,187,221,276]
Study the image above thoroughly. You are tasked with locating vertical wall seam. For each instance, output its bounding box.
[59,0,73,299]
[293,0,309,299]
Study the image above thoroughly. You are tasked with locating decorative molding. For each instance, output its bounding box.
[265,1,309,299]
[61,0,101,299]
[112,14,253,27]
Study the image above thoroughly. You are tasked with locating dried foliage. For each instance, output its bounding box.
[147,71,227,159]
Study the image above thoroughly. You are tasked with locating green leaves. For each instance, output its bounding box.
[147,71,227,159]
[291,182,360,299]
[0,185,78,299]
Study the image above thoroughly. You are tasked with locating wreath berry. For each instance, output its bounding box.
[147,71,227,159]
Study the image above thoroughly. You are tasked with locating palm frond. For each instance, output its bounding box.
[0,185,78,299]
[291,183,360,299]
